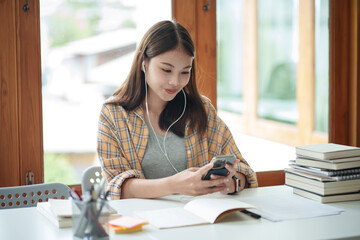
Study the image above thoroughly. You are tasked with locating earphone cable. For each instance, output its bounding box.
[144,74,186,173]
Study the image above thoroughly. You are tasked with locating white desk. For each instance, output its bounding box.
[1,186,359,240]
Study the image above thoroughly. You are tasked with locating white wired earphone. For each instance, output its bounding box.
[142,61,187,173]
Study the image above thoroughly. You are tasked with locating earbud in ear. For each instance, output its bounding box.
[142,61,146,74]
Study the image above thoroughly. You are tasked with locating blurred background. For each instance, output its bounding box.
[41,0,171,184]
[41,0,329,185]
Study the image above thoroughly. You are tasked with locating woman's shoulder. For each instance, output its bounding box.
[102,97,144,121]
[105,95,116,103]
[101,97,128,117]
[200,95,216,114]
[200,95,211,104]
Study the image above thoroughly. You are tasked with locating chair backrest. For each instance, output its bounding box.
[81,165,103,194]
[0,182,70,209]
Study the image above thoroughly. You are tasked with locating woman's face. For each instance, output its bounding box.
[144,46,193,105]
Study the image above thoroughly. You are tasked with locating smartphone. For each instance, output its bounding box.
[202,155,236,180]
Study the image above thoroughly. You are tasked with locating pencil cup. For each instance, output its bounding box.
[72,199,109,240]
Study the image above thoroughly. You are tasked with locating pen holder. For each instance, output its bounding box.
[72,199,109,240]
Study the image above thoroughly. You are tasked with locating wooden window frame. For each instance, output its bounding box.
[0,0,359,187]
[172,0,217,104]
[329,0,360,147]
[219,0,328,147]
[0,0,43,187]
[174,0,359,148]
[173,0,359,186]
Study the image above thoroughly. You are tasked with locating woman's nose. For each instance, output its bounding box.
[169,74,180,86]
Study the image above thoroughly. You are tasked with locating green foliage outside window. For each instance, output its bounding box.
[44,153,78,185]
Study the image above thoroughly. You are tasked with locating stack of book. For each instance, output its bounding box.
[37,198,118,228]
[285,143,360,203]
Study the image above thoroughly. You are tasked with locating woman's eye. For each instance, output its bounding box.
[162,69,171,73]
[181,71,190,75]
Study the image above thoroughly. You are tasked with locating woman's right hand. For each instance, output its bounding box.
[169,163,229,196]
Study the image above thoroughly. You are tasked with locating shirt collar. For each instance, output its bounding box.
[133,105,145,121]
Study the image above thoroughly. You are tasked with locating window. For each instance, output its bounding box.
[314,0,329,133]
[2,0,357,187]
[257,0,298,124]
[217,0,244,114]
[216,0,328,152]
[40,0,171,184]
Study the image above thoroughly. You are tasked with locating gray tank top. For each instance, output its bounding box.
[141,120,187,179]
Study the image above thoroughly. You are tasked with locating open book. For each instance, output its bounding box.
[134,198,256,229]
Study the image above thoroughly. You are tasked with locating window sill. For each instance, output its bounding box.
[231,132,294,172]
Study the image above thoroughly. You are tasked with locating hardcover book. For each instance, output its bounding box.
[295,158,360,170]
[296,143,360,160]
[288,164,360,180]
[293,188,360,203]
[37,201,72,228]
[285,171,360,195]
[37,199,118,228]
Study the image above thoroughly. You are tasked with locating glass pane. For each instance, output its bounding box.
[314,0,329,133]
[216,0,244,114]
[257,0,298,124]
[41,0,171,185]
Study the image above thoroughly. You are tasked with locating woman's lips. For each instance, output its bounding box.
[165,89,177,94]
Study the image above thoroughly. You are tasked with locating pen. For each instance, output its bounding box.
[95,177,106,199]
[241,209,261,219]
[90,185,97,201]
[90,190,111,237]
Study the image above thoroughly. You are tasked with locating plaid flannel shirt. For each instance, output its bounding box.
[97,97,258,199]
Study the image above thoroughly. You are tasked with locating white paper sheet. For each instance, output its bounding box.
[239,193,343,222]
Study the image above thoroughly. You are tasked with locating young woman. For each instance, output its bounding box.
[97,20,258,199]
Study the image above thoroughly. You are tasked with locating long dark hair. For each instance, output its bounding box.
[108,20,207,137]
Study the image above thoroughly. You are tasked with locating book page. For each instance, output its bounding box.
[184,198,256,223]
[134,207,208,229]
[240,193,343,222]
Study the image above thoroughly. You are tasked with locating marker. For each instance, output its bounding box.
[70,188,82,200]
[241,209,261,219]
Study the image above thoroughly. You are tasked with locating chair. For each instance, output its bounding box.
[81,165,103,194]
[0,182,70,209]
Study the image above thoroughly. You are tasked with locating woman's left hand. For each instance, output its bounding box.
[210,159,239,194]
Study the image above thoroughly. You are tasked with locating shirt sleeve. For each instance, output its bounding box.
[204,100,258,188]
[220,122,258,188]
[97,104,143,199]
